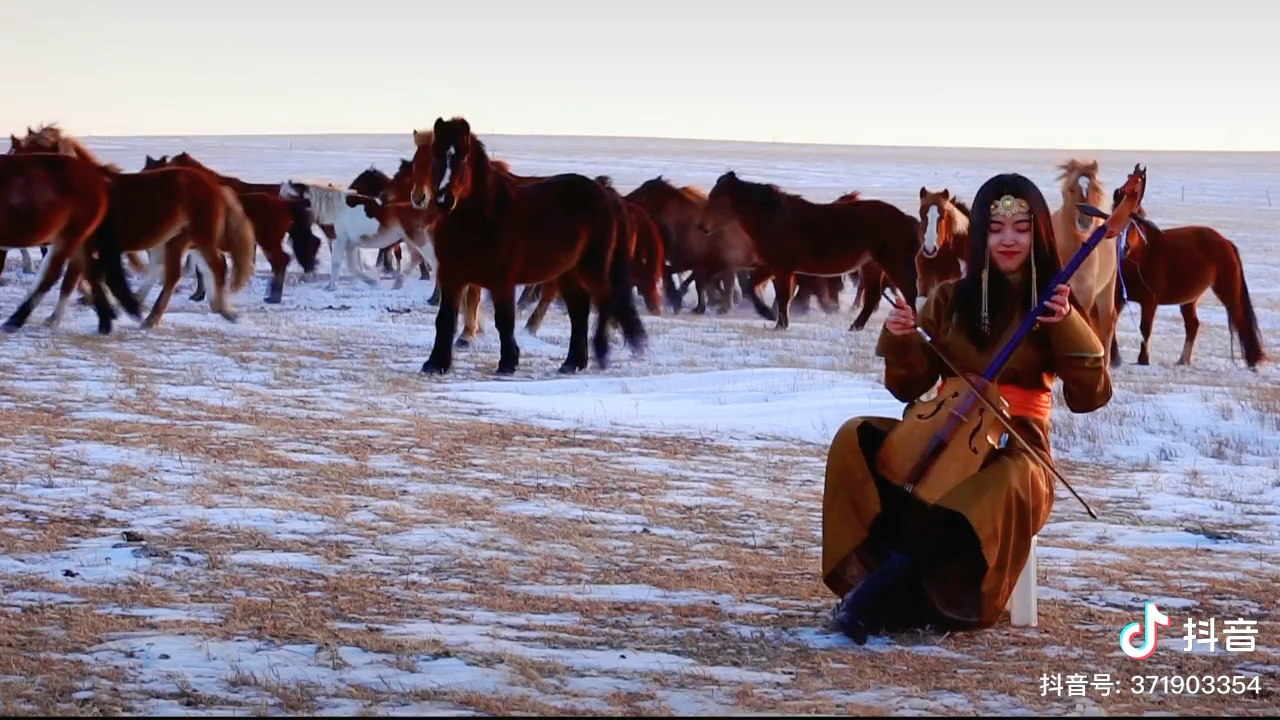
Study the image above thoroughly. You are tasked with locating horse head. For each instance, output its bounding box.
[411,116,476,215]
[696,171,739,235]
[1057,159,1105,233]
[1078,164,1148,258]
[918,186,954,257]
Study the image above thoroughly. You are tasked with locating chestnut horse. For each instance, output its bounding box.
[1111,200,1266,369]
[1050,159,1120,367]
[143,153,309,304]
[916,187,971,304]
[0,152,141,333]
[11,127,256,328]
[409,116,645,375]
[696,172,919,330]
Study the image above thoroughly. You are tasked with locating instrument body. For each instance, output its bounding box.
[876,373,1008,505]
[874,166,1148,508]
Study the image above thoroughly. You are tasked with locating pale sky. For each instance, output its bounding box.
[3,0,1276,151]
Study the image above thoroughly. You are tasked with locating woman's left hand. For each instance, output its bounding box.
[1040,284,1073,323]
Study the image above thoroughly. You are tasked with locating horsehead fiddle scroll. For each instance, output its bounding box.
[875,164,1149,520]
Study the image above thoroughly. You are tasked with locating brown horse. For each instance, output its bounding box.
[522,177,666,336]
[1112,201,1266,369]
[0,152,141,333]
[697,172,919,330]
[143,153,309,304]
[409,116,645,375]
[626,176,766,316]
[12,128,257,328]
[1050,159,1121,367]
[916,187,971,303]
[143,151,324,284]
[350,161,432,280]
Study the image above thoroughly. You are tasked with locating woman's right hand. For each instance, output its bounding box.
[884,296,918,336]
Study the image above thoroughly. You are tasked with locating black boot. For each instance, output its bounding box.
[833,550,913,644]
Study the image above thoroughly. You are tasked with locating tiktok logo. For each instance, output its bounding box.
[1119,601,1170,659]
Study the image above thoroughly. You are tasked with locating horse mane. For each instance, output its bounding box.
[1056,158,1107,208]
[292,180,352,224]
[724,173,808,210]
[19,122,122,173]
[595,175,615,191]
[946,197,971,234]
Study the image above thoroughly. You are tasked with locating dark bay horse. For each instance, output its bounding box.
[1112,199,1266,369]
[408,116,645,375]
[697,172,919,330]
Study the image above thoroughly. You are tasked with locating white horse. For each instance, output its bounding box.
[280,181,436,292]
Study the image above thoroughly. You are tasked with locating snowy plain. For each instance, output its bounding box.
[1,131,1278,715]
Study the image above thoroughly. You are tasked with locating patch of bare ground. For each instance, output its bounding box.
[2,293,1277,714]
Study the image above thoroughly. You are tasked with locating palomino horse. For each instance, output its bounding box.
[143,153,310,304]
[11,127,257,328]
[409,116,646,375]
[696,172,920,330]
[279,181,436,292]
[0,152,141,333]
[1112,197,1266,369]
[916,187,971,304]
[1050,159,1120,367]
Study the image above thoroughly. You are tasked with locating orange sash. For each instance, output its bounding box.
[997,383,1052,421]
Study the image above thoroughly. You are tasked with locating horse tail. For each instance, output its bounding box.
[601,183,647,351]
[218,187,258,292]
[90,201,143,319]
[1223,239,1266,368]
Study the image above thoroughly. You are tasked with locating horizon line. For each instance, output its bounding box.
[76,129,1280,157]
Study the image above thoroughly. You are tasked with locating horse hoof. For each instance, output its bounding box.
[421,360,448,375]
[495,365,516,376]
[189,292,206,302]
[97,322,113,336]
[558,363,581,374]
[220,311,239,324]
[455,337,471,349]
[264,295,282,305]
[1,322,20,334]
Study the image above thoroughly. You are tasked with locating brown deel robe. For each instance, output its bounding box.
[821,275,1112,628]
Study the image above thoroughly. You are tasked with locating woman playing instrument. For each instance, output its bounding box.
[821,172,1113,644]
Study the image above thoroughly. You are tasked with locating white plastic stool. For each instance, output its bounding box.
[1008,534,1038,627]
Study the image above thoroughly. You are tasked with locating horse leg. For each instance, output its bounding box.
[517,283,541,310]
[1176,302,1200,366]
[45,253,90,328]
[485,285,519,375]
[744,267,777,322]
[135,247,166,304]
[850,270,884,331]
[189,264,207,302]
[2,240,78,332]
[392,238,427,291]
[524,283,557,336]
[326,236,344,291]
[772,272,797,330]
[190,244,237,323]
[558,275,591,373]
[142,240,190,329]
[422,278,462,375]
[1136,300,1158,366]
[457,285,483,348]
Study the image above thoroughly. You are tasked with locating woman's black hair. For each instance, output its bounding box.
[953,173,1063,348]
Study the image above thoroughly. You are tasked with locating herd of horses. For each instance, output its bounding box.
[0,119,1267,376]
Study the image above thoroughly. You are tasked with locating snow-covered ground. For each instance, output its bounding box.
[1,133,1277,715]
